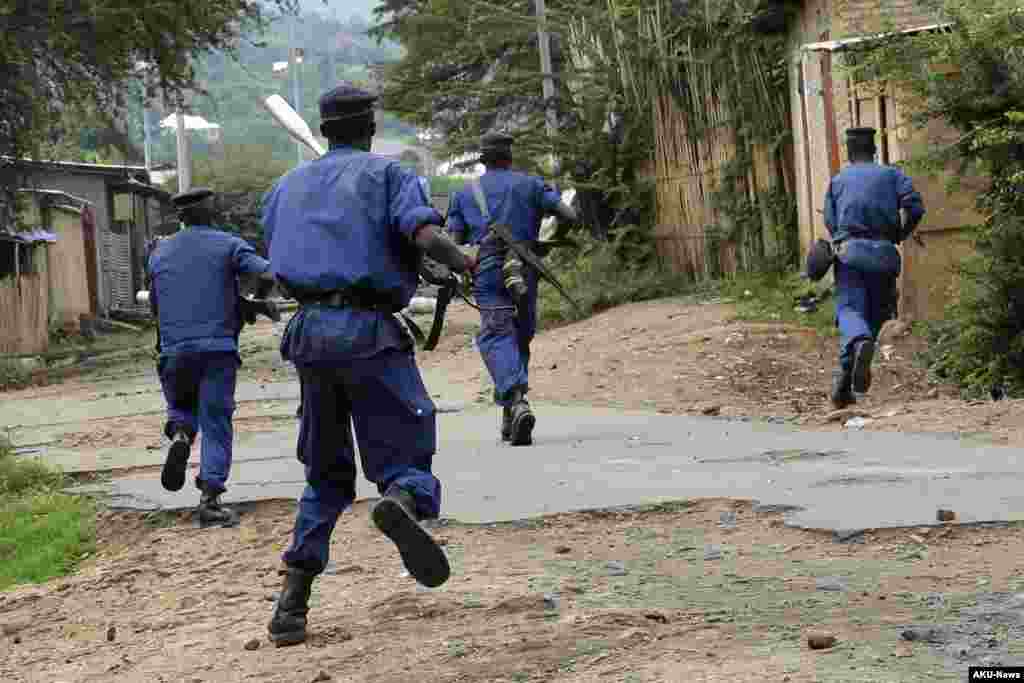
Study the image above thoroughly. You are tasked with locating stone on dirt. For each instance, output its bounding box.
[554,545,571,554]
[815,577,847,592]
[900,626,949,643]
[244,638,261,651]
[106,625,116,642]
[606,561,628,576]
[806,632,837,650]
[703,544,723,561]
[937,509,956,522]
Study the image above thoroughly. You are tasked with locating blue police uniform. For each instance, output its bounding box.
[262,125,445,576]
[447,168,563,407]
[824,128,925,399]
[147,221,270,495]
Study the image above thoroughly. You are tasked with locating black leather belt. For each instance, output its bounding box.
[297,291,395,313]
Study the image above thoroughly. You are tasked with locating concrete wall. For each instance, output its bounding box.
[21,170,112,314]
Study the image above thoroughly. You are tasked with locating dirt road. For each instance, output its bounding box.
[2,297,1022,681]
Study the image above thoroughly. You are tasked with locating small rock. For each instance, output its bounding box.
[926,388,939,399]
[703,544,723,561]
[900,626,948,643]
[825,408,870,423]
[550,363,557,370]
[543,593,560,610]
[924,593,946,609]
[244,638,261,651]
[11,636,20,644]
[701,404,721,416]
[606,561,628,577]
[311,672,332,683]
[718,512,737,529]
[816,577,847,592]
[807,632,837,650]
[945,641,971,659]
[844,416,873,429]
[554,545,571,554]
[1,621,28,637]
[106,625,116,642]
[936,509,956,522]
[908,534,926,544]
[833,529,865,544]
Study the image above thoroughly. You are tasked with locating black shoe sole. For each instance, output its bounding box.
[371,498,450,588]
[852,341,875,394]
[510,411,535,447]
[161,440,190,492]
[268,629,306,647]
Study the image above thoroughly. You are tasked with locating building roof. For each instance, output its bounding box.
[1,157,150,180]
[802,23,953,51]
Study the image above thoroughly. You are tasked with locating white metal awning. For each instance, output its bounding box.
[802,22,953,52]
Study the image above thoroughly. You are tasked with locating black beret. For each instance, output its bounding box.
[171,187,215,209]
[480,132,515,151]
[319,83,378,123]
[846,127,877,141]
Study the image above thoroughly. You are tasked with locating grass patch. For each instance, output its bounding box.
[0,436,95,590]
[718,270,837,335]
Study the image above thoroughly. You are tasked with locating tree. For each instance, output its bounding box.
[0,0,301,167]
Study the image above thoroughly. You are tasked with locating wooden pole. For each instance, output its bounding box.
[535,0,558,173]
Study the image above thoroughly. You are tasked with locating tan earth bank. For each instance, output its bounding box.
[2,297,1023,681]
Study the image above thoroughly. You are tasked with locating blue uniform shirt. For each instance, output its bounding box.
[148,226,270,355]
[824,162,925,243]
[262,146,443,364]
[446,169,563,269]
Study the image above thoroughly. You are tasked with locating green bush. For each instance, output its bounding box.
[537,237,692,328]
[0,492,95,590]
[0,436,65,496]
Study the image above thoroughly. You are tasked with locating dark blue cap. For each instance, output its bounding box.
[481,131,515,151]
[319,83,378,123]
[846,127,877,141]
[171,187,215,209]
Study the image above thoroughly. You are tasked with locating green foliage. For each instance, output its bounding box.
[0,0,300,164]
[0,436,65,496]
[536,236,693,328]
[723,272,837,336]
[848,0,1024,396]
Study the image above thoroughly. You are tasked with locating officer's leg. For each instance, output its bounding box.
[270,363,356,647]
[835,262,875,396]
[158,354,200,492]
[346,350,449,588]
[194,352,240,527]
[477,307,533,445]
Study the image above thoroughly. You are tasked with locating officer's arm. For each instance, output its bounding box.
[259,185,278,249]
[414,225,475,273]
[446,193,469,245]
[537,178,577,223]
[388,164,474,273]
[231,238,275,298]
[823,183,837,236]
[896,170,925,239]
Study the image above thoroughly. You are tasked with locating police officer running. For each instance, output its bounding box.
[824,127,925,408]
[261,84,477,647]
[446,133,576,445]
[147,188,275,527]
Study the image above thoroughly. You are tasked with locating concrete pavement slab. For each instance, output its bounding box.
[68,405,1024,532]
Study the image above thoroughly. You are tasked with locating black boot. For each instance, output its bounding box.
[508,390,535,447]
[500,406,512,442]
[197,484,240,528]
[851,339,875,394]
[268,567,316,647]
[161,430,191,492]
[831,369,855,409]
[371,487,450,588]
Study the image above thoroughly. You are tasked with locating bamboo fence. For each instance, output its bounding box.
[0,272,49,355]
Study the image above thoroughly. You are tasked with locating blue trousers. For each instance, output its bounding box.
[834,262,898,373]
[475,272,539,406]
[281,350,441,574]
[158,351,239,494]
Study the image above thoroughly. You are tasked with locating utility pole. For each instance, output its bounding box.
[289,15,304,166]
[175,108,191,193]
[534,0,558,173]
